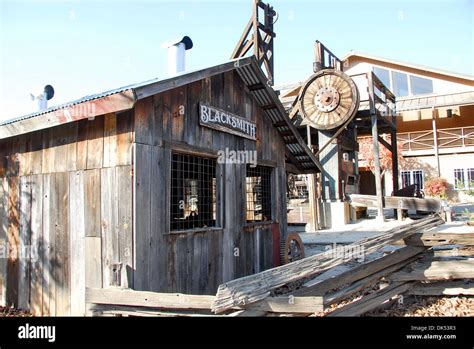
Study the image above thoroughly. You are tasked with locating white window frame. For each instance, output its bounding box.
[454,168,474,190]
[372,65,435,97]
[401,169,424,191]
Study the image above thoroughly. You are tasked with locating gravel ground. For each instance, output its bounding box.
[312,281,474,317]
[365,296,474,317]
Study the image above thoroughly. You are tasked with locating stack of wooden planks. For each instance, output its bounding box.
[85,214,474,317]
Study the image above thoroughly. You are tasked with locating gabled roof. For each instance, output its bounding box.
[0,56,321,173]
[342,51,474,82]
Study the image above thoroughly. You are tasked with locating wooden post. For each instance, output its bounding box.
[306,125,319,231]
[368,73,384,221]
[391,116,400,220]
[391,135,399,194]
[432,107,441,177]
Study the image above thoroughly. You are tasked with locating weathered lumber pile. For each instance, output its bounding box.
[210,213,474,316]
[86,214,474,317]
[211,214,444,313]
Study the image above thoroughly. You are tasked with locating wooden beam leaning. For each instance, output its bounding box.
[377,136,392,151]
[322,255,420,306]
[326,282,413,317]
[292,246,425,298]
[211,214,444,313]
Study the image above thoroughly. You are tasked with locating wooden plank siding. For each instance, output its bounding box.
[133,70,286,294]
[0,111,134,314]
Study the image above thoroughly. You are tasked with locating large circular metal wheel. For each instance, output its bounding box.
[299,69,359,130]
[280,233,305,264]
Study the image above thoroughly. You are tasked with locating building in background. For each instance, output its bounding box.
[343,52,474,202]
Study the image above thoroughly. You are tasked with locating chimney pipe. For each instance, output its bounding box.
[30,85,54,111]
[161,36,193,75]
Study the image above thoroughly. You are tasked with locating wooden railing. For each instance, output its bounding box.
[398,126,474,152]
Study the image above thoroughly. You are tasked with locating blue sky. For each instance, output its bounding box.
[0,0,473,120]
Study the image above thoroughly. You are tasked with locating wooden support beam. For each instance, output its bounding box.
[401,232,474,247]
[237,39,255,59]
[279,131,296,138]
[391,127,400,217]
[408,280,474,296]
[230,18,253,58]
[326,282,413,317]
[227,309,268,317]
[432,247,474,257]
[378,114,397,131]
[246,296,323,313]
[212,215,444,313]
[87,288,215,310]
[274,121,288,128]
[261,104,277,111]
[377,136,392,151]
[247,82,267,91]
[349,194,443,212]
[86,288,323,314]
[91,304,218,317]
[338,133,359,151]
[389,259,474,281]
[289,104,300,120]
[368,72,384,221]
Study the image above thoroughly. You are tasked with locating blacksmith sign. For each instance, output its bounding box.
[199,104,256,140]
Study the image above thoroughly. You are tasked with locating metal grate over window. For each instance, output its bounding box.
[171,153,217,231]
[246,165,272,222]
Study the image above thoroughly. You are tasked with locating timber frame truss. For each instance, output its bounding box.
[231,0,276,86]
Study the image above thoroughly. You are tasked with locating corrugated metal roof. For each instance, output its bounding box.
[396,91,474,112]
[235,61,322,173]
[1,80,149,126]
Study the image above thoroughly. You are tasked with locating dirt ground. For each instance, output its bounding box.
[0,306,31,317]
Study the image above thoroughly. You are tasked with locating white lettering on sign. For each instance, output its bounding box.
[199,104,256,140]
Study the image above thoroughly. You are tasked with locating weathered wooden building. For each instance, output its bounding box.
[0,56,319,315]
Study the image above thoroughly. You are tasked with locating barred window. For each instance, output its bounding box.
[171,153,217,231]
[246,165,272,222]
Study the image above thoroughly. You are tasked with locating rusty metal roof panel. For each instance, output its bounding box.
[0,84,140,126]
